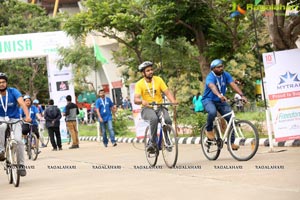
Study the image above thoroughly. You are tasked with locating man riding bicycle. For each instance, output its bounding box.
[202,59,247,150]
[134,61,177,153]
[0,73,31,176]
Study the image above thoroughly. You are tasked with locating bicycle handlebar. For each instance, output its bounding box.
[0,119,23,125]
[149,102,178,106]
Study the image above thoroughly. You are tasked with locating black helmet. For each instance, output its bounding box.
[138,61,153,72]
[0,72,8,82]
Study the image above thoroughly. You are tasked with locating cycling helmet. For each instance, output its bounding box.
[138,61,153,72]
[23,95,31,100]
[0,72,8,82]
[210,59,223,69]
[33,99,39,104]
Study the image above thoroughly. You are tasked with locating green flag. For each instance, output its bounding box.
[155,35,165,47]
[255,0,262,5]
[94,43,108,64]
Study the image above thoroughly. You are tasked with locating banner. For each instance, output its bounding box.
[263,49,300,142]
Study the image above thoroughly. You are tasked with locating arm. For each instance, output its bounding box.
[134,93,150,107]
[17,97,31,122]
[208,83,227,102]
[163,89,177,104]
[229,82,248,102]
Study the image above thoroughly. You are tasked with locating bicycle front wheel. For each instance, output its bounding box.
[228,120,259,161]
[144,126,158,167]
[5,144,13,184]
[162,125,178,168]
[31,133,39,161]
[11,143,20,187]
[200,124,221,160]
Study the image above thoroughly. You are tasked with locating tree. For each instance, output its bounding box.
[264,0,300,50]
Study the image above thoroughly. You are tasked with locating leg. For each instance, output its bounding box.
[100,122,108,146]
[13,121,25,165]
[107,120,116,145]
[54,127,62,149]
[48,127,57,150]
[161,107,172,125]
[67,121,79,146]
[0,122,7,154]
[203,101,218,139]
[141,107,159,143]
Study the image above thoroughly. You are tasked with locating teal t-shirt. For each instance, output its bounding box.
[192,95,204,112]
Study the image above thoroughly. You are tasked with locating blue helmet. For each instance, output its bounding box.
[210,59,223,69]
[33,99,39,104]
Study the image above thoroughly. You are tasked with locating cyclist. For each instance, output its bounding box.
[0,73,31,176]
[33,99,46,147]
[201,59,247,150]
[134,61,177,153]
[20,95,43,152]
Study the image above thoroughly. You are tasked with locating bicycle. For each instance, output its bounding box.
[144,102,178,168]
[1,119,23,187]
[23,122,39,161]
[200,100,259,161]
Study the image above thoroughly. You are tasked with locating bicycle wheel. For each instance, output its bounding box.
[10,143,20,187]
[200,124,221,160]
[227,120,259,161]
[162,125,178,168]
[5,144,13,184]
[31,133,39,161]
[144,126,158,167]
[26,137,32,160]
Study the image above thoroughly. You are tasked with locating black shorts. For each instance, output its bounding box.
[22,124,40,139]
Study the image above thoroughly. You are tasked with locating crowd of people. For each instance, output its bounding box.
[0,57,248,176]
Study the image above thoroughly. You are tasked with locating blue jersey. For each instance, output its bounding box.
[202,71,233,104]
[95,97,114,122]
[20,105,39,126]
[0,87,22,119]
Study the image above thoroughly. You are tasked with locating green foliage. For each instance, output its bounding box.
[113,109,134,136]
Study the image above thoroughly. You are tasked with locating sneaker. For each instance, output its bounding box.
[69,145,79,149]
[146,144,156,154]
[104,144,108,148]
[205,130,215,140]
[59,147,63,151]
[0,151,5,161]
[112,143,117,147]
[41,143,47,148]
[18,165,27,177]
[231,144,240,151]
[52,148,57,151]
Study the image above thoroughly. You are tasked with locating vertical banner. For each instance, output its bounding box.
[129,83,148,138]
[263,49,300,142]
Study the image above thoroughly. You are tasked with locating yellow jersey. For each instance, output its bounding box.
[135,76,168,104]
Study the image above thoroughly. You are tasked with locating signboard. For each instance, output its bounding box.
[263,49,300,142]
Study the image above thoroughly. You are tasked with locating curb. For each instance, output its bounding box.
[79,137,300,147]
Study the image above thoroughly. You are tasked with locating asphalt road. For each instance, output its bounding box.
[1,141,299,200]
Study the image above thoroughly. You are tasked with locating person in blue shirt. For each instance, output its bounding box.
[0,73,31,177]
[95,89,117,147]
[20,95,44,150]
[202,59,247,150]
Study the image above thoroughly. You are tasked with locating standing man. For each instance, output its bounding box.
[44,99,62,151]
[95,89,117,147]
[134,61,177,153]
[202,59,247,150]
[0,72,31,176]
[64,95,79,149]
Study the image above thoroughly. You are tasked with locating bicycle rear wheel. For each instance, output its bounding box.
[228,120,259,161]
[10,143,20,187]
[144,126,158,167]
[200,124,221,160]
[162,125,178,168]
[31,133,39,161]
[26,137,32,160]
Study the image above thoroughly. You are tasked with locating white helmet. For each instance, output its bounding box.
[138,61,153,72]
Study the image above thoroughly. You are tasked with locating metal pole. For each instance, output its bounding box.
[53,0,60,17]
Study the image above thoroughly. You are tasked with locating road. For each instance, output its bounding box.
[1,141,299,200]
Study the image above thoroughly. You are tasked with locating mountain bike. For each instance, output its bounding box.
[1,119,23,187]
[144,103,178,168]
[200,100,259,161]
[24,122,39,161]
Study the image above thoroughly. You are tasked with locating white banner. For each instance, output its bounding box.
[0,31,75,142]
[263,49,300,142]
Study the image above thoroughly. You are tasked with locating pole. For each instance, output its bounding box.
[252,10,274,151]
[53,0,60,17]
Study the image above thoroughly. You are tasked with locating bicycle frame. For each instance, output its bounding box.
[214,110,245,142]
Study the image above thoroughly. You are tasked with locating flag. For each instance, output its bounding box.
[255,0,262,5]
[92,37,108,64]
[155,35,165,47]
